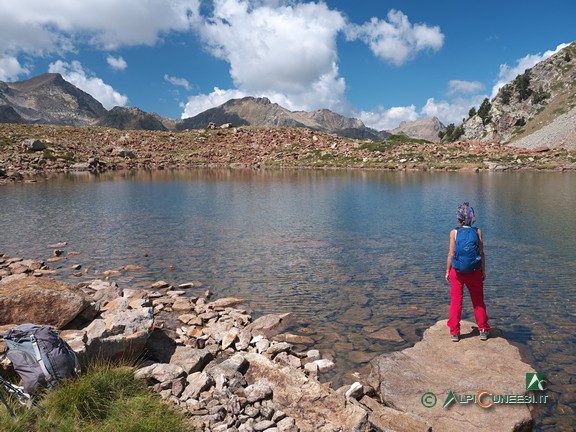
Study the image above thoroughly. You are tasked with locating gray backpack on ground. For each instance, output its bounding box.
[2,324,80,395]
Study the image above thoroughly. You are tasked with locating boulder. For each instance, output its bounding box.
[244,312,296,339]
[0,277,90,328]
[366,320,536,432]
[22,139,46,151]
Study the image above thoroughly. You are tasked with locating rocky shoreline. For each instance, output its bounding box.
[1,123,575,185]
[0,251,541,431]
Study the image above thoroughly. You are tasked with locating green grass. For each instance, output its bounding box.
[0,363,192,432]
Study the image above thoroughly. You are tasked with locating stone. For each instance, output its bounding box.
[207,353,248,381]
[0,277,90,328]
[245,381,273,403]
[312,358,335,372]
[22,138,46,151]
[134,363,186,383]
[169,346,213,374]
[253,419,275,431]
[150,280,171,290]
[365,326,405,343]
[276,416,297,432]
[366,320,535,432]
[209,297,247,310]
[245,313,296,339]
[265,342,291,357]
[345,382,364,400]
[172,298,193,312]
[181,371,215,400]
[272,333,314,345]
[102,306,154,336]
[222,327,240,350]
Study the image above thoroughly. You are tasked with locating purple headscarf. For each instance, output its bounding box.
[456,202,476,226]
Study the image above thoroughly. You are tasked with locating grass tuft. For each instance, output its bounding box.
[0,362,191,432]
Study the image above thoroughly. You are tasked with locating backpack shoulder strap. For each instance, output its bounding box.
[29,334,55,387]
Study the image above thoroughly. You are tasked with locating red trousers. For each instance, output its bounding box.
[447,268,491,335]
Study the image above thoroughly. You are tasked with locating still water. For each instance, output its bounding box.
[1,169,575,430]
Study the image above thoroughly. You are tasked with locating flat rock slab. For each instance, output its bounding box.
[366,320,536,432]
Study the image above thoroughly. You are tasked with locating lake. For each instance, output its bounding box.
[1,169,574,430]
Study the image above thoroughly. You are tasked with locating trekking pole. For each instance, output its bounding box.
[0,376,44,412]
[0,384,16,418]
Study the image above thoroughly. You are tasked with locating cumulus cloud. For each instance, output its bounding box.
[0,56,29,81]
[447,80,484,96]
[357,105,418,131]
[0,0,199,80]
[106,55,127,71]
[182,0,348,117]
[182,87,248,118]
[491,43,569,97]
[345,9,444,66]
[421,95,488,126]
[164,74,192,91]
[48,60,128,109]
[0,0,199,50]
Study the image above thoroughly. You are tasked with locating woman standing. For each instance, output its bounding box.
[445,202,491,342]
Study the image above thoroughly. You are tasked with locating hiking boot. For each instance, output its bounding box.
[479,329,489,341]
[451,334,459,342]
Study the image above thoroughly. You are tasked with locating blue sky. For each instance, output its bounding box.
[0,1,574,130]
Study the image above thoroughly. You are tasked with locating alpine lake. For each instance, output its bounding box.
[1,168,574,431]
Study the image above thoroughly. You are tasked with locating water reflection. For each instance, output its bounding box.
[1,169,575,430]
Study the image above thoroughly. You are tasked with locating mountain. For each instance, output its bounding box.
[177,97,389,140]
[96,106,168,131]
[388,117,445,143]
[461,41,576,148]
[0,73,107,126]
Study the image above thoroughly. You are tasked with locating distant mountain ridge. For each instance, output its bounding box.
[0,74,391,140]
[0,74,400,141]
[2,39,574,150]
[0,73,107,125]
[177,97,390,140]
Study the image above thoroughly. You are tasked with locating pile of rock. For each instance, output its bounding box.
[0,254,404,431]
[0,253,540,431]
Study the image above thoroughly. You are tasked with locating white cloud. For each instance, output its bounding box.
[164,74,192,91]
[188,0,348,115]
[358,105,418,131]
[0,0,200,80]
[48,60,128,109]
[491,43,569,97]
[106,55,127,71]
[181,87,248,118]
[447,80,484,96]
[0,0,199,50]
[345,9,444,66]
[0,56,29,81]
[421,95,488,126]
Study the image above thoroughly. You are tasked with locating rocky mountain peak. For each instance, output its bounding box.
[1,73,107,126]
[389,117,445,142]
[462,41,576,145]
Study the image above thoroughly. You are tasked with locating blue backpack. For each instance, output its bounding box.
[451,226,482,273]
